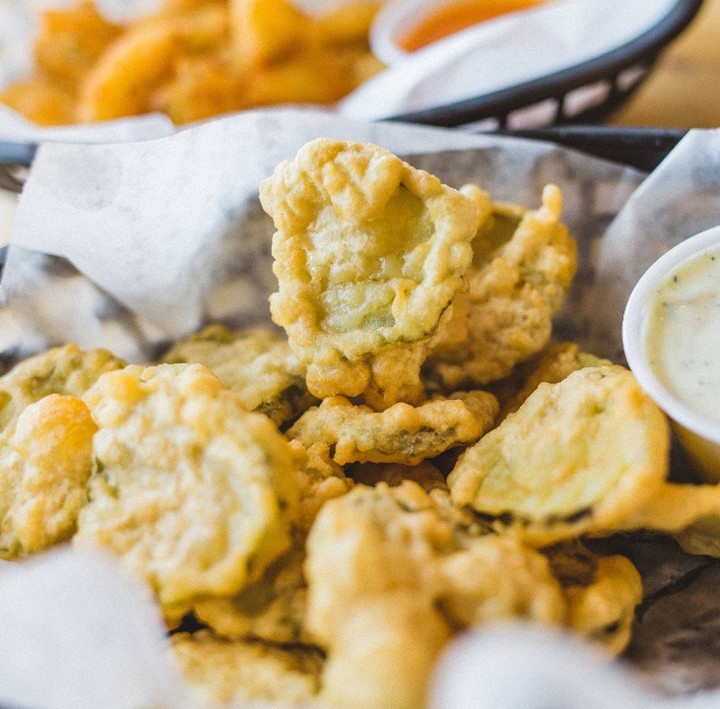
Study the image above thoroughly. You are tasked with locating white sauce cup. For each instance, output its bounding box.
[623,224,720,483]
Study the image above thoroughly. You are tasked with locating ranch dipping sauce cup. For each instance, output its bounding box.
[623,224,720,483]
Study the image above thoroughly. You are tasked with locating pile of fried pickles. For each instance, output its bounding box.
[0,0,384,126]
[4,139,720,708]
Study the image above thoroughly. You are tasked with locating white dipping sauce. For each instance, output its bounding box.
[645,245,720,426]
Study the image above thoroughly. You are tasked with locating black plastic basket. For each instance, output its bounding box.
[388,0,705,128]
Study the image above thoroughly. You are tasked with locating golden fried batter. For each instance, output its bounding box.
[544,541,642,654]
[161,323,316,427]
[0,343,125,432]
[493,341,613,422]
[195,441,351,645]
[259,139,480,409]
[287,390,498,466]
[170,630,323,706]
[435,535,565,631]
[448,366,670,545]
[0,395,97,559]
[426,185,577,389]
[305,482,567,709]
[74,363,301,615]
[194,543,310,645]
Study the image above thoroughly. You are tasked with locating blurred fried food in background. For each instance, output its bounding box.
[0,0,385,125]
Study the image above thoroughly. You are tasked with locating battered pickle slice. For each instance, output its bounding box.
[74,363,302,616]
[161,323,317,427]
[170,630,324,707]
[0,394,97,559]
[287,390,498,466]
[194,442,352,646]
[0,343,126,432]
[448,366,671,545]
[0,344,124,559]
[304,482,566,709]
[193,542,310,645]
[544,541,642,655]
[493,341,613,423]
[259,138,480,410]
[426,184,577,389]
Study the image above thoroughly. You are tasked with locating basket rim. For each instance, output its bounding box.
[387,0,705,127]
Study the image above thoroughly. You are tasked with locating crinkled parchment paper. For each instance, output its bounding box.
[3,110,720,708]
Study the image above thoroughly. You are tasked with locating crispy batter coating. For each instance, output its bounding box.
[74,363,301,614]
[0,394,97,559]
[0,343,126,432]
[675,515,720,557]
[287,390,498,466]
[194,543,310,645]
[161,323,316,427]
[426,184,577,389]
[435,535,565,630]
[493,341,613,423]
[194,442,352,645]
[448,366,670,545]
[259,139,479,409]
[305,482,567,709]
[544,541,642,654]
[170,630,323,706]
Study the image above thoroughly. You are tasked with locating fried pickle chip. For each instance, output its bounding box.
[544,541,642,654]
[287,390,498,466]
[0,394,97,559]
[493,341,613,422]
[161,323,316,427]
[171,630,323,706]
[0,343,126,432]
[194,441,351,645]
[448,366,670,545]
[259,139,479,409]
[194,542,310,645]
[305,482,567,709]
[435,534,566,630]
[74,363,301,615]
[426,184,577,389]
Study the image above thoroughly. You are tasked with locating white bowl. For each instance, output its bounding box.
[622,224,720,482]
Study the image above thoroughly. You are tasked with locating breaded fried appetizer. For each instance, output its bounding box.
[193,542,310,645]
[544,541,642,654]
[161,323,317,427]
[74,363,302,619]
[0,344,126,559]
[171,630,324,706]
[426,184,577,389]
[287,390,498,466]
[194,441,352,646]
[493,341,613,422]
[259,138,480,410]
[305,482,567,709]
[0,343,126,432]
[448,365,670,545]
[0,394,97,559]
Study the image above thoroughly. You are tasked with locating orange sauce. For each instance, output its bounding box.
[398,0,547,52]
